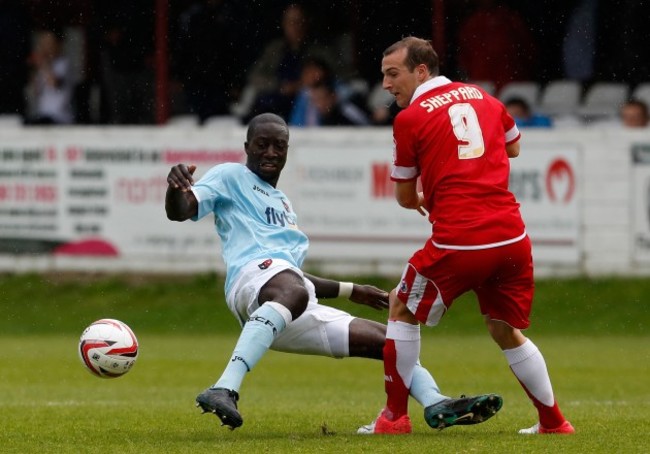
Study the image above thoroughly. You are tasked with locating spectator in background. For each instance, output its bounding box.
[96,1,154,124]
[288,57,367,127]
[370,101,401,126]
[244,3,339,121]
[174,0,240,122]
[0,0,31,117]
[367,82,401,125]
[505,97,552,128]
[457,0,537,90]
[620,99,649,128]
[309,79,370,126]
[562,0,598,82]
[288,57,334,126]
[25,30,75,124]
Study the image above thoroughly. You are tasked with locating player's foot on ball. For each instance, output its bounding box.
[357,410,412,435]
[518,420,575,435]
[195,387,243,429]
[424,393,503,430]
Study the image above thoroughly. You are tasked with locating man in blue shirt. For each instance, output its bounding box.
[505,97,552,128]
[165,113,501,432]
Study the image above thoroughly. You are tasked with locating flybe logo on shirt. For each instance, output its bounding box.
[419,86,484,113]
[265,206,297,228]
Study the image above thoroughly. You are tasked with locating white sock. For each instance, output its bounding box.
[504,339,555,407]
[386,320,420,388]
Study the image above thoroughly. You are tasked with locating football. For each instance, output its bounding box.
[78,319,139,378]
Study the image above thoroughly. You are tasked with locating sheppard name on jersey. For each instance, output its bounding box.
[419,86,484,113]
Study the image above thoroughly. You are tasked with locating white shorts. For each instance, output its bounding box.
[226,258,355,358]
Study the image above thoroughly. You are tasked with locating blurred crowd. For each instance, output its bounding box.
[1,0,649,128]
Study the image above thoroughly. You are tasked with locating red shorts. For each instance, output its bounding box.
[396,236,534,329]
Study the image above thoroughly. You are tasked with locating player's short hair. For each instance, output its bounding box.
[383,36,439,76]
[246,113,288,141]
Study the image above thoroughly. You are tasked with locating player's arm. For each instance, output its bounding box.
[166,163,198,221]
[503,105,521,158]
[506,141,520,158]
[394,180,427,216]
[303,273,389,310]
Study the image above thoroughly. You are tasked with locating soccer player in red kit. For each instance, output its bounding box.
[360,37,575,435]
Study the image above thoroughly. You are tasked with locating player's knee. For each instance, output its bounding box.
[485,317,523,349]
[260,271,309,319]
[278,283,309,320]
[485,317,504,337]
[388,290,417,322]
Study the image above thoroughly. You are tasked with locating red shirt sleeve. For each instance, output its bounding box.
[500,102,521,144]
[391,111,420,181]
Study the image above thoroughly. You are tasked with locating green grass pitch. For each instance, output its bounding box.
[0,273,648,453]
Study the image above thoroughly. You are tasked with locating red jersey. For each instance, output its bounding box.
[391,76,525,249]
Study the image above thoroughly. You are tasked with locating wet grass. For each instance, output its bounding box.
[1,334,648,453]
[0,273,648,452]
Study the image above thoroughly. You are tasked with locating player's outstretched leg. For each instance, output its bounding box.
[196,388,243,430]
[196,302,292,429]
[424,393,503,430]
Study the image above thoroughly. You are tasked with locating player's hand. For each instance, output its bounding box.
[349,284,389,310]
[416,192,428,216]
[167,164,196,192]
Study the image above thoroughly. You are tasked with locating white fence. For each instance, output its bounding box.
[0,126,649,277]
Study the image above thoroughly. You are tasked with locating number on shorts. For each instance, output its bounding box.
[448,103,485,159]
